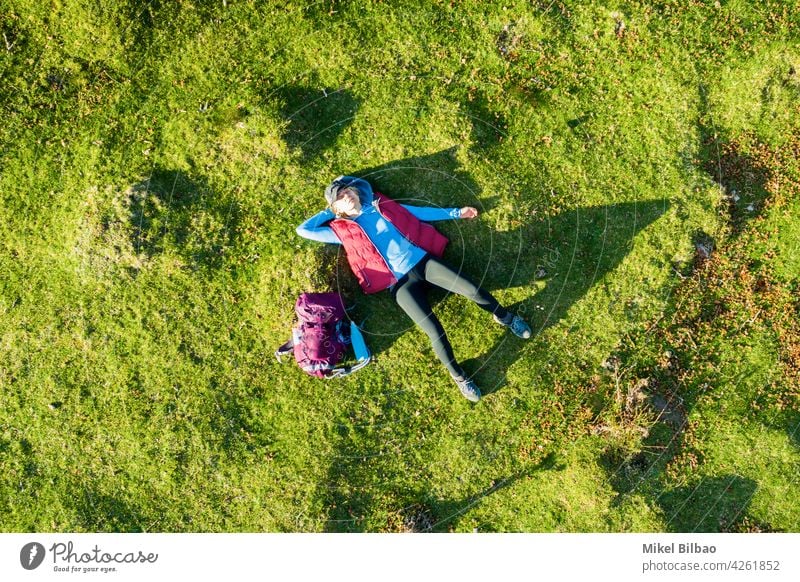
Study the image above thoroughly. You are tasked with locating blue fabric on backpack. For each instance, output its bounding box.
[349,321,370,362]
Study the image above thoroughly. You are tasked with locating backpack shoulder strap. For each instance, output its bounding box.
[274,338,294,363]
[324,321,372,379]
[325,356,371,379]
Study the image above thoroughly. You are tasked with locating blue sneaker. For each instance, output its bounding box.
[453,376,481,402]
[494,312,532,339]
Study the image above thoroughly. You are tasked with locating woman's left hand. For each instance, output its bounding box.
[460,207,479,219]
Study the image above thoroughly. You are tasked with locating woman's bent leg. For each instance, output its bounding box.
[393,277,466,379]
[422,257,509,320]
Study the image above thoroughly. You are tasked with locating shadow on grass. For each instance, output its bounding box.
[466,198,668,394]
[306,153,666,531]
[68,487,150,532]
[320,451,565,532]
[421,451,566,532]
[128,167,242,271]
[459,89,509,152]
[697,84,774,235]
[285,88,668,532]
[657,475,759,533]
[272,86,361,160]
[317,150,668,394]
[787,411,800,451]
[597,87,797,531]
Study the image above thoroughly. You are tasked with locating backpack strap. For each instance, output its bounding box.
[303,362,338,375]
[324,321,372,379]
[325,356,371,379]
[274,338,294,363]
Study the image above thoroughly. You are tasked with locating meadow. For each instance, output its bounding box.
[1,0,798,531]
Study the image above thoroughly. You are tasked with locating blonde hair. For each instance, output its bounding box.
[330,187,361,218]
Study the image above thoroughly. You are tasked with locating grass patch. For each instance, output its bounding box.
[1,0,798,531]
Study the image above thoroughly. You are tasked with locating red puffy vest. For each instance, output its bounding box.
[329,192,449,294]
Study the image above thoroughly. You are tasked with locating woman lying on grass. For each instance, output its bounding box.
[296,176,531,402]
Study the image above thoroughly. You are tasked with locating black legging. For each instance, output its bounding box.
[391,255,509,379]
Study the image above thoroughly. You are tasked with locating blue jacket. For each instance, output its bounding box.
[296,176,462,279]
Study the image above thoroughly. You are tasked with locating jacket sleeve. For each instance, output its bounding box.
[296,208,341,244]
[400,204,462,222]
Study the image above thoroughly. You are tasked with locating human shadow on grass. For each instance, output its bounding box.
[128,167,243,271]
[461,198,669,394]
[419,451,565,532]
[284,95,667,530]
[272,82,512,161]
[315,151,669,395]
[320,451,564,532]
[309,156,666,531]
[459,88,509,153]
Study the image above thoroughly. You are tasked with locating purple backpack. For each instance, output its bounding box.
[275,293,370,379]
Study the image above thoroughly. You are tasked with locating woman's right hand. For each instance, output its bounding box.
[460,207,479,219]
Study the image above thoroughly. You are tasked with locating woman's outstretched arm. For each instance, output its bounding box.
[400,204,479,221]
[296,208,341,244]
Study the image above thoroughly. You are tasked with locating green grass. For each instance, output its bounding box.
[1,0,798,532]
